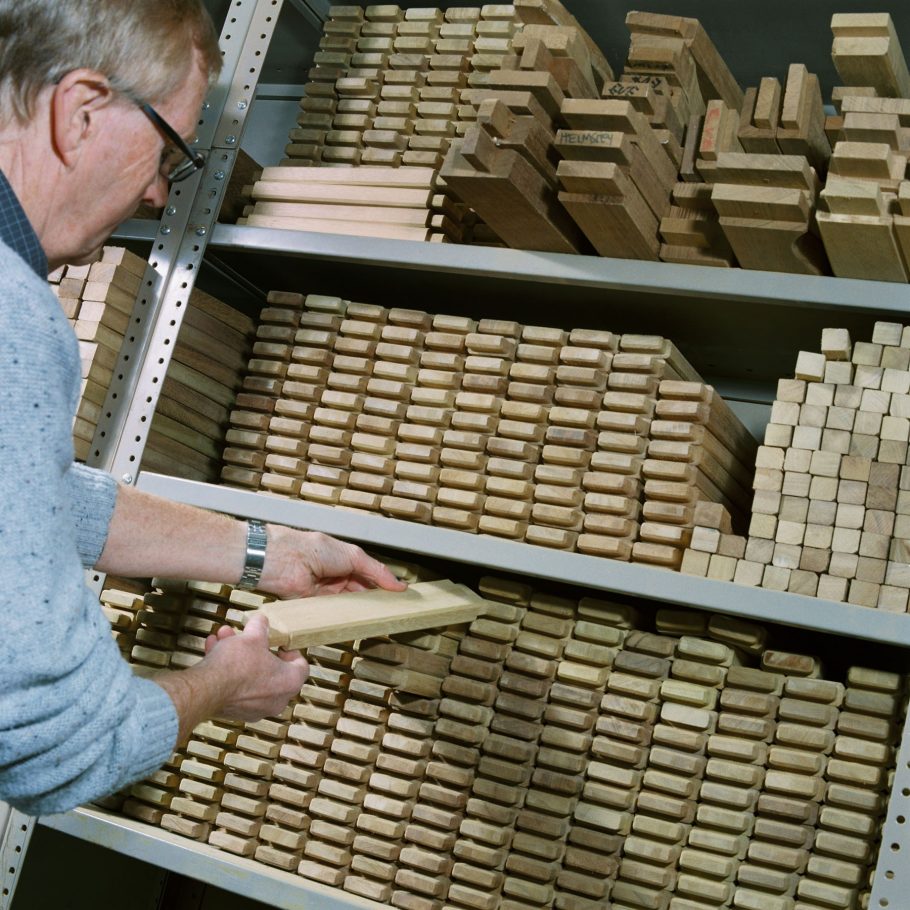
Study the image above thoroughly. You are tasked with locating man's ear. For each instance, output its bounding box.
[49,69,115,167]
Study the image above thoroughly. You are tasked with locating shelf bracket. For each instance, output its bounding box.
[0,806,33,910]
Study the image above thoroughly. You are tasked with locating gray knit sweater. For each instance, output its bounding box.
[0,237,178,815]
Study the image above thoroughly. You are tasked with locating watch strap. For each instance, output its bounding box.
[237,519,267,590]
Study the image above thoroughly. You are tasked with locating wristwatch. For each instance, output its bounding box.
[237,519,268,590]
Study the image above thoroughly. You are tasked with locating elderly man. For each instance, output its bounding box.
[0,0,405,815]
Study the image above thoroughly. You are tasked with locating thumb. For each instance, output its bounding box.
[242,611,271,644]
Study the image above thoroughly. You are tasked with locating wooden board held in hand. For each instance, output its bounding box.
[253,579,488,648]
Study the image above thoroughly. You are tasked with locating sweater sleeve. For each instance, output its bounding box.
[65,463,118,566]
[0,264,178,815]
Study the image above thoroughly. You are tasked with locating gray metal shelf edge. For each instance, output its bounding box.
[209,223,910,315]
[137,472,910,647]
[41,807,376,910]
[112,219,910,316]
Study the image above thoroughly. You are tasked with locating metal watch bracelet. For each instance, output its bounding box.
[237,519,267,590]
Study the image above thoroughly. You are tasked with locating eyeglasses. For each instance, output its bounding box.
[139,102,205,183]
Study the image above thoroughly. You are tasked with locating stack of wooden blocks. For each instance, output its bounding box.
[616,13,740,269]
[554,96,675,260]
[241,164,443,242]
[143,288,256,482]
[217,290,756,572]
[815,13,910,282]
[440,19,605,254]
[98,570,903,910]
[50,246,256,481]
[248,2,534,244]
[672,61,832,274]
[288,4,521,169]
[682,320,910,612]
[48,246,148,461]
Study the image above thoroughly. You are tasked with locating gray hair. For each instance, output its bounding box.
[0,0,222,124]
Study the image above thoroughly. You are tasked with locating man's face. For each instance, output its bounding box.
[67,51,209,261]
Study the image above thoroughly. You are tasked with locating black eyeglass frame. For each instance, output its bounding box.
[139,102,205,183]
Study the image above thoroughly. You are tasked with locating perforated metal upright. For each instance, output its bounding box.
[0,2,283,905]
[5,2,910,909]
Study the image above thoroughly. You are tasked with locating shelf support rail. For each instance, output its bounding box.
[0,0,284,903]
[870,695,910,909]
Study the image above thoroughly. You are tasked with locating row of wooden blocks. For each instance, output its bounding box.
[217,291,756,570]
[53,247,257,482]
[681,320,910,611]
[98,568,903,910]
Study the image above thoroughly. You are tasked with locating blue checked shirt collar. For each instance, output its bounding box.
[0,168,48,278]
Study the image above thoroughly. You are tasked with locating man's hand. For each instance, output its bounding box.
[202,613,308,720]
[155,613,308,741]
[257,527,408,599]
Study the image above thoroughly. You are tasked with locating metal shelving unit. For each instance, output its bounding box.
[7,1,910,909]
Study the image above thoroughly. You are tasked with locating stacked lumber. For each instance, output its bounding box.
[143,288,256,482]
[278,3,529,244]
[633,380,756,572]
[50,247,254,481]
[681,320,910,611]
[288,4,520,170]
[97,572,903,910]
[220,291,757,568]
[736,65,831,176]
[221,291,309,492]
[813,13,910,283]
[241,165,441,242]
[555,97,676,260]
[623,10,743,119]
[440,21,602,254]
[709,152,829,276]
[48,246,147,461]
[613,12,742,267]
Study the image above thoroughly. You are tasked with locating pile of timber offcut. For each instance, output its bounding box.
[218,289,757,571]
[681,320,910,611]
[240,7,910,285]
[100,569,902,910]
[49,247,255,481]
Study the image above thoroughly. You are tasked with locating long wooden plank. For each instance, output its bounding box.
[255,579,489,648]
[251,200,432,226]
[251,181,433,208]
[243,213,432,241]
[258,164,436,187]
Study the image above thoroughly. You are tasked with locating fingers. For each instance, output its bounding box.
[205,624,236,654]
[352,549,408,591]
[277,647,305,665]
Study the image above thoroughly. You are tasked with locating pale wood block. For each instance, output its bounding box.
[733,560,764,586]
[761,565,791,591]
[794,350,826,381]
